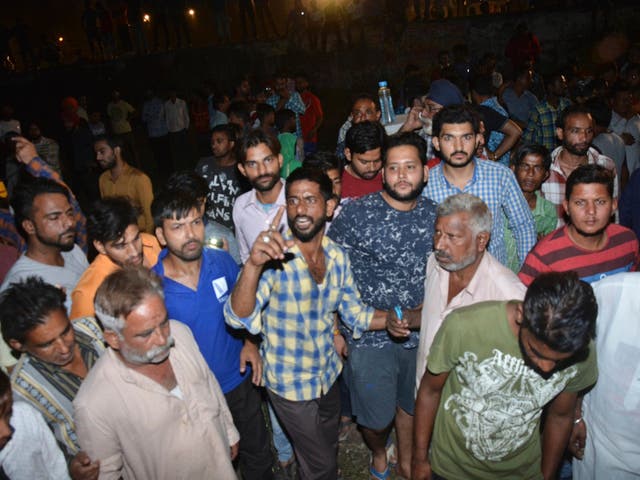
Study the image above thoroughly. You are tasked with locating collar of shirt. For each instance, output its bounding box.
[280,231,337,262]
[549,146,603,177]
[435,250,491,304]
[242,180,286,210]
[436,158,480,190]
[106,162,134,184]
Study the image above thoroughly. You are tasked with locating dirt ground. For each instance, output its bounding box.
[338,426,404,480]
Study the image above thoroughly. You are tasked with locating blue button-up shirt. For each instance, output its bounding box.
[424,158,536,268]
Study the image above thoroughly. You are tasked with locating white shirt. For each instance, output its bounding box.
[0,402,70,480]
[164,98,190,133]
[74,321,239,480]
[232,180,288,263]
[609,110,640,173]
[573,272,640,480]
[415,251,526,391]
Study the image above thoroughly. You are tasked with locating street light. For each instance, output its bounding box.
[187,8,195,17]
[58,36,64,43]
[143,13,150,23]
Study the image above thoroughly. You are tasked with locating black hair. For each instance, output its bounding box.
[432,104,481,137]
[543,72,565,88]
[565,164,614,200]
[384,132,427,166]
[0,369,9,412]
[470,74,494,96]
[344,121,386,154]
[0,276,67,345]
[87,197,140,243]
[285,166,333,202]
[228,101,251,124]
[304,151,341,172]
[609,80,631,99]
[522,271,596,354]
[511,144,551,171]
[211,123,237,142]
[585,97,612,128]
[255,103,276,124]
[212,92,229,108]
[275,108,295,132]
[93,134,124,151]
[165,170,209,200]
[556,104,592,129]
[11,178,71,230]
[350,93,378,110]
[236,128,281,164]
[151,189,203,229]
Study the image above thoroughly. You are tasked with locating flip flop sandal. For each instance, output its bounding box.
[369,461,390,480]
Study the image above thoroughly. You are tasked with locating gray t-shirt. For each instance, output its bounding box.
[1,244,88,313]
[593,132,626,177]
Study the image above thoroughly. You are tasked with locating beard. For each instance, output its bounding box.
[170,239,203,262]
[288,214,326,242]
[563,142,590,156]
[517,330,554,379]
[443,150,475,168]
[251,173,280,192]
[571,223,607,238]
[382,180,424,202]
[433,249,478,272]
[98,157,116,170]
[36,229,75,252]
[119,335,175,365]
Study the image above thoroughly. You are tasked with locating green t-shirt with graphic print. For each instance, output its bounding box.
[427,300,597,480]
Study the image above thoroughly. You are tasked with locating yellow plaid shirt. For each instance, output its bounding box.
[225,235,373,401]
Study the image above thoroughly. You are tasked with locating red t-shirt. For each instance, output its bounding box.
[518,224,639,286]
[300,91,323,143]
[341,169,383,200]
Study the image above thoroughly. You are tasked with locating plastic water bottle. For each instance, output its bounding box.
[378,81,395,125]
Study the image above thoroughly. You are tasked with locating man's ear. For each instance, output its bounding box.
[8,339,25,353]
[476,231,490,252]
[556,127,564,142]
[103,329,121,350]
[21,218,35,236]
[432,136,440,152]
[344,148,352,162]
[155,226,166,247]
[277,153,283,170]
[93,240,107,256]
[562,198,570,217]
[237,162,247,178]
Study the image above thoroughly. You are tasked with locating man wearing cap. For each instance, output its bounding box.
[400,79,521,164]
[399,79,464,162]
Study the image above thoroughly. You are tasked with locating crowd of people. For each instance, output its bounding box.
[0,24,639,480]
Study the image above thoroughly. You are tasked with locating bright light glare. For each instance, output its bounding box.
[143,13,150,22]
[58,36,64,42]
[188,8,195,16]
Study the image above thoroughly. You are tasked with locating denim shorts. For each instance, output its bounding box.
[346,342,417,429]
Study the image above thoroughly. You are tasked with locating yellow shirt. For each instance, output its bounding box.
[98,164,154,233]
